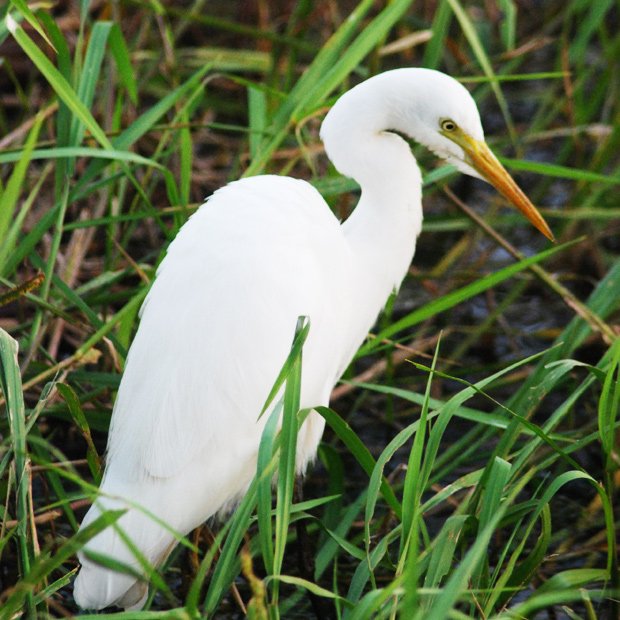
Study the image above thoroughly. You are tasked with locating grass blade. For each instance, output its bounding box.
[274,318,306,584]
[69,21,114,151]
[0,328,34,615]
[0,112,43,245]
[446,0,517,144]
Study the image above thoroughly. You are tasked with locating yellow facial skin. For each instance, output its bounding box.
[441,123,555,242]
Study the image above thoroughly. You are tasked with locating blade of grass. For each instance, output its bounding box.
[316,406,402,519]
[598,338,620,462]
[0,328,34,615]
[0,146,174,170]
[273,317,306,612]
[568,0,615,64]
[422,515,469,591]
[28,179,70,351]
[498,0,517,51]
[108,23,138,104]
[57,383,102,483]
[0,112,43,246]
[598,338,620,619]
[501,156,620,185]
[315,491,366,580]
[422,1,452,68]
[69,22,115,153]
[8,0,54,48]
[485,504,552,612]
[12,287,148,398]
[259,319,310,418]
[344,526,402,609]
[0,161,52,277]
[471,457,512,590]
[499,587,609,619]
[399,340,441,614]
[256,403,281,575]
[446,0,517,145]
[202,478,258,614]
[363,422,417,589]
[248,85,268,164]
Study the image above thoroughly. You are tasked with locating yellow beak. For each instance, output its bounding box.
[445,129,555,242]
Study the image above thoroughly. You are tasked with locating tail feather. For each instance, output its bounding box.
[73,427,293,609]
[73,496,173,610]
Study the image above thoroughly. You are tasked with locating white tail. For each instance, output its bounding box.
[73,492,176,610]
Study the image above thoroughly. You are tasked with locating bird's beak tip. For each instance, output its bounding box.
[458,134,555,242]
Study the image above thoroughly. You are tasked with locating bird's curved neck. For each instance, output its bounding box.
[321,86,424,298]
[343,133,421,269]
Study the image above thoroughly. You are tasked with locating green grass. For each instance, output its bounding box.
[1,1,619,618]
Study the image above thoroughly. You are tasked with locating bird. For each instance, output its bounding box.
[73,68,553,610]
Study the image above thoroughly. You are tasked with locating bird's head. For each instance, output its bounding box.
[394,69,554,241]
[322,68,554,242]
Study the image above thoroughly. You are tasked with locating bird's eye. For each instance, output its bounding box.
[440,119,457,132]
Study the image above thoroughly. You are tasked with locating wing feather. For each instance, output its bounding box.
[106,175,351,480]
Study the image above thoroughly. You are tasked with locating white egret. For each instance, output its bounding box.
[73,68,553,610]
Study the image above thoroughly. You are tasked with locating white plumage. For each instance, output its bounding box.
[73,68,551,610]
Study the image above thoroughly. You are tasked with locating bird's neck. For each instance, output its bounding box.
[327,130,423,372]
[321,77,425,297]
[320,75,427,333]
[341,131,423,299]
